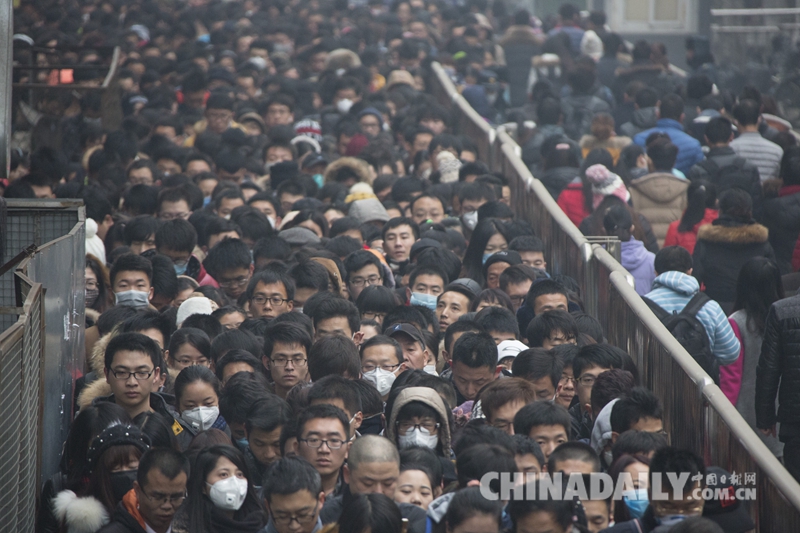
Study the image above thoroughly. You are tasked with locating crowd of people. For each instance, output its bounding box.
[11,0,800,532]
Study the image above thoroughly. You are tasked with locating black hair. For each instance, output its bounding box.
[210,328,262,363]
[610,387,663,434]
[308,375,362,416]
[311,296,360,335]
[416,247,463,284]
[110,253,154,285]
[119,310,174,349]
[150,254,180,303]
[408,264,448,289]
[167,327,211,366]
[198,218,241,248]
[654,246,693,275]
[718,187,753,220]
[475,306,519,338]
[359,335,403,366]
[462,218,508,286]
[137,447,190,489]
[289,261,330,291]
[732,257,784,333]
[611,430,669,464]
[344,250,382,282]
[399,446,444,489]
[155,219,198,253]
[381,217,420,242]
[215,349,264,381]
[245,395,292,435]
[513,402,571,438]
[508,493,574,532]
[173,365,221,410]
[572,343,633,380]
[525,279,568,313]
[572,313,605,343]
[122,185,159,217]
[512,434,546,468]
[245,270,296,302]
[218,372,271,425]
[180,314,224,339]
[338,493,402,533]
[659,93,685,121]
[263,321,312,361]
[260,456,322,502]
[704,116,733,145]
[547,441,600,473]
[456,443,517,489]
[509,235,545,253]
[308,335,361,381]
[445,487,504,530]
[253,236,292,263]
[649,447,706,493]
[203,238,251,278]
[443,320,484,355]
[526,310,578,348]
[123,216,162,247]
[330,217,364,240]
[451,331,497,370]
[357,286,407,323]
[732,99,760,126]
[104,332,163,370]
[512,348,563,390]
[677,180,716,233]
[296,403,350,439]
[646,139,678,172]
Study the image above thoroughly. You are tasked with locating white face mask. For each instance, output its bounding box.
[267,215,276,229]
[182,406,219,431]
[207,476,248,511]
[363,368,396,396]
[423,364,438,376]
[461,211,478,230]
[397,426,438,450]
[336,98,354,113]
[114,289,150,309]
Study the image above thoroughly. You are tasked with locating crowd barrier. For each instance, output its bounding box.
[429,62,800,529]
[0,200,86,533]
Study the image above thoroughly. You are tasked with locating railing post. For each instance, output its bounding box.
[0,2,12,178]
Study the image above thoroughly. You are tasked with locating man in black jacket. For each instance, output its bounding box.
[98,448,189,533]
[756,294,800,480]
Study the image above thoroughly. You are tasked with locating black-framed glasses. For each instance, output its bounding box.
[140,488,187,506]
[218,276,249,289]
[111,369,154,380]
[362,362,401,373]
[271,503,319,525]
[350,275,381,287]
[299,437,344,449]
[251,295,290,306]
[270,356,307,367]
[396,421,439,435]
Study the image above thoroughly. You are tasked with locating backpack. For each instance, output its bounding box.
[697,157,753,194]
[641,292,720,383]
[562,97,598,141]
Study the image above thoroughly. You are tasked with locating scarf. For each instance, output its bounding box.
[210,507,266,533]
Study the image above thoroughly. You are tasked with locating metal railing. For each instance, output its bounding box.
[429,61,800,529]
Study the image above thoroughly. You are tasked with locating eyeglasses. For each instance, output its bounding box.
[362,311,386,322]
[159,212,190,221]
[218,276,249,289]
[577,375,597,387]
[362,362,401,372]
[396,421,439,435]
[299,437,345,449]
[491,421,512,431]
[272,504,319,526]
[111,369,154,380]
[350,275,381,287]
[251,295,290,307]
[270,356,307,367]
[509,295,526,305]
[559,375,576,384]
[140,488,187,507]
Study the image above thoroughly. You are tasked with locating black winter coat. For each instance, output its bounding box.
[96,504,147,533]
[756,294,800,429]
[686,146,763,220]
[761,188,800,274]
[693,217,776,313]
[539,166,580,199]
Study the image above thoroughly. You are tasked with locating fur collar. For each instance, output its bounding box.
[53,490,109,533]
[697,222,769,244]
[78,378,112,411]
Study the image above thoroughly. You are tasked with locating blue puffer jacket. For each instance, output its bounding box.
[633,118,704,175]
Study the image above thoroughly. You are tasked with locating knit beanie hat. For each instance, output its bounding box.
[86,424,150,473]
[85,218,107,265]
[177,296,214,326]
[585,164,630,209]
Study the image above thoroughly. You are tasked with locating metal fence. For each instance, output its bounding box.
[429,62,800,529]
[0,200,85,533]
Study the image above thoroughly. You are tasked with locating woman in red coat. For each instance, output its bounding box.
[664,179,718,254]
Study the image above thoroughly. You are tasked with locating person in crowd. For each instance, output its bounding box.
[263,322,312,399]
[604,205,656,295]
[173,365,227,436]
[395,447,443,511]
[580,113,631,164]
[762,146,800,274]
[730,99,784,182]
[633,94,704,175]
[663,180,718,255]
[259,457,326,533]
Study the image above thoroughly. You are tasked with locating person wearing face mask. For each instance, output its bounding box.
[360,335,406,400]
[86,254,113,319]
[406,265,448,310]
[385,387,453,464]
[54,424,150,533]
[601,447,708,532]
[110,253,156,310]
[173,366,228,438]
[155,220,214,285]
[461,218,510,288]
[171,445,266,533]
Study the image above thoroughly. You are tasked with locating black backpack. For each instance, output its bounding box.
[697,157,753,194]
[641,292,720,383]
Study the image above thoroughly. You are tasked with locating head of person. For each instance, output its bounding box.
[451,331,498,401]
[288,261,330,310]
[526,280,569,317]
[407,265,449,310]
[215,349,262,384]
[343,435,401,498]
[509,494,575,533]
[203,238,253,299]
[344,250,384,302]
[659,93,685,122]
[204,93,236,134]
[513,401,571,460]
[357,285,402,327]
[123,216,161,256]
[166,327,211,372]
[573,344,633,416]
[104,332,163,417]
[86,424,150,512]
[526,311,579,350]
[386,323,431,371]
[462,218,509,284]
[480,378,538,435]
[602,204,635,243]
[733,257,784,334]
[610,387,664,441]
[261,457,325,533]
[109,253,154,308]
[388,389,451,456]
[455,442,517,490]
[360,335,405,399]
[243,395,291,468]
[338,493,403,533]
[483,250,522,290]
[732,99,760,128]
[512,348,563,401]
[134,448,190,532]
[445,487,504,533]
[648,447,706,523]
[500,265,546,312]
[396,447,444,510]
[218,372,271,441]
[475,305,520,344]
[293,404,351,481]
[410,194,446,225]
[654,246,693,276]
[263,322,313,394]
[546,442,601,476]
[308,334,362,381]
[308,375,364,438]
[436,284,477,333]
[311,297,362,342]
[382,217,420,264]
[512,434,546,477]
[246,270,295,319]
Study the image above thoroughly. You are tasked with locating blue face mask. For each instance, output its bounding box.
[657,514,698,527]
[622,489,649,519]
[235,438,249,450]
[203,196,212,207]
[410,291,438,310]
[174,262,188,276]
[312,174,324,188]
[482,252,493,265]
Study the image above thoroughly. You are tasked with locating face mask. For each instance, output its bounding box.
[622,489,649,519]
[110,470,137,502]
[657,514,699,527]
[85,288,99,308]
[207,476,248,511]
[359,414,384,435]
[336,98,354,113]
[273,43,293,54]
[222,214,232,221]
[423,364,438,376]
[295,307,303,314]
[603,450,614,469]
[482,253,493,265]
[203,196,212,207]
[267,216,277,229]
[397,426,438,450]
[115,290,150,309]
[462,211,478,230]
[363,367,396,396]
[312,173,324,188]
[174,262,188,276]
[235,438,249,450]
[182,406,219,431]
[410,292,437,310]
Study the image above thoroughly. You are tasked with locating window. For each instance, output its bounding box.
[608,0,697,33]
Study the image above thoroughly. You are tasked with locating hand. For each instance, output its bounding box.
[760,425,777,438]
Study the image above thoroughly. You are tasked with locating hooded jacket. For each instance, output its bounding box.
[96,491,149,533]
[619,107,658,138]
[628,172,689,247]
[693,217,775,313]
[323,157,371,186]
[620,239,655,296]
[539,166,580,200]
[644,271,739,364]
[579,135,631,165]
[557,180,591,227]
[386,387,452,456]
[761,184,800,274]
[499,25,541,108]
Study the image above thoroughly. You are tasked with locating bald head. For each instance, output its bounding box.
[348,435,400,472]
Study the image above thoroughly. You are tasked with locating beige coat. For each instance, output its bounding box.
[628,172,689,247]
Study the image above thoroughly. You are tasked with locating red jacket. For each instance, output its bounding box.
[663,208,718,254]
[556,182,590,227]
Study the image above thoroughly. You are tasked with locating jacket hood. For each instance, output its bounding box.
[386,387,452,453]
[631,107,658,128]
[697,222,769,244]
[78,377,112,410]
[621,239,651,270]
[53,490,110,533]
[89,328,117,376]
[348,198,390,224]
[651,271,700,296]
[324,157,372,186]
[630,172,689,203]
[590,398,619,454]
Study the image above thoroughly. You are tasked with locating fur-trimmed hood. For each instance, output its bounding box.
[697,221,769,244]
[88,329,116,376]
[53,490,110,533]
[323,156,372,186]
